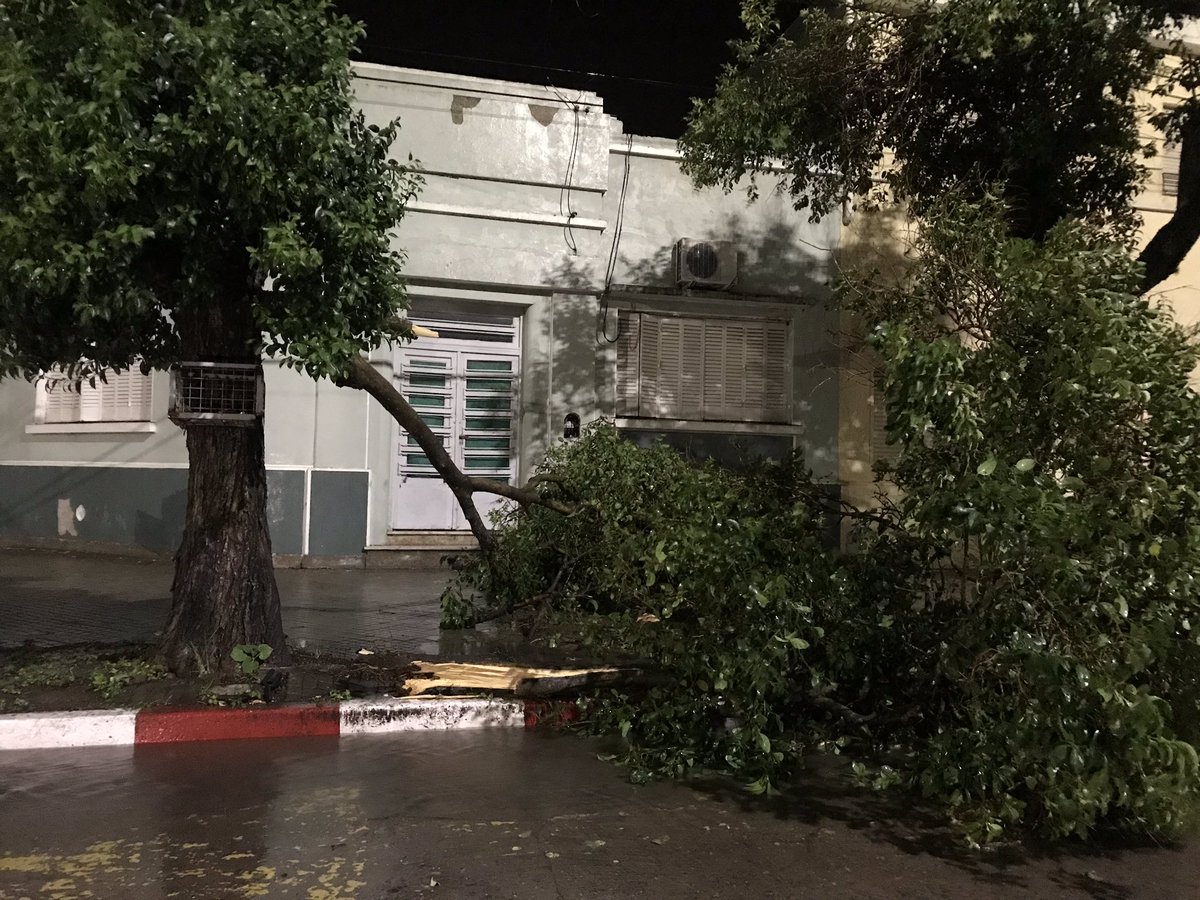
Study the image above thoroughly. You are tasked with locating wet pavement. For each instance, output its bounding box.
[0,549,525,662]
[1,731,1197,899]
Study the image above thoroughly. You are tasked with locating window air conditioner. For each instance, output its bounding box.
[674,239,737,289]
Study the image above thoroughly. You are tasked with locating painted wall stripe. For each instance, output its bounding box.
[135,705,341,744]
[0,709,138,750]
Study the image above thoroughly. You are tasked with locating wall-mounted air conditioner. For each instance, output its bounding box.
[674,238,737,289]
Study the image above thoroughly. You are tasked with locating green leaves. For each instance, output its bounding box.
[849,196,1200,844]
[231,643,273,676]
[682,0,1166,247]
[443,423,831,792]
[0,0,419,380]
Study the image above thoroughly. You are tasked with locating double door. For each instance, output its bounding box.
[390,346,518,531]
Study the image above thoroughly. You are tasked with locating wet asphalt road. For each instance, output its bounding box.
[1,731,1198,899]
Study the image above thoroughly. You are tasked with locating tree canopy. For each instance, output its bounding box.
[0,0,419,382]
[451,197,1200,844]
[680,0,1200,290]
[0,0,422,673]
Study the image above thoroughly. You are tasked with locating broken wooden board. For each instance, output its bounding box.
[405,660,652,699]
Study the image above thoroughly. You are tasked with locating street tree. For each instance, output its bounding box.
[0,0,419,673]
[680,0,1200,291]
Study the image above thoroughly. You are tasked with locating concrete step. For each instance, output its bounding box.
[380,531,480,550]
[363,545,479,570]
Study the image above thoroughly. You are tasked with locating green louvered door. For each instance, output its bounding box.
[391,347,517,531]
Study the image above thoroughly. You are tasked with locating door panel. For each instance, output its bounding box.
[391,346,518,532]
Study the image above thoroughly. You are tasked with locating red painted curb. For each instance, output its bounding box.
[135,705,341,744]
[523,700,580,729]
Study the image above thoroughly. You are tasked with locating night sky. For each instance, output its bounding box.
[336,1,745,138]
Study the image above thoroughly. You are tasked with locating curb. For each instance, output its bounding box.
[0,696,528,751]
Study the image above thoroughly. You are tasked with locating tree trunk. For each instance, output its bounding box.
[160,412,287,674]
[159,279,286,676]
[1140,112,1200,294]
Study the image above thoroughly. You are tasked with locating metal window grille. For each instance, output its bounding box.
[169,362,264,426]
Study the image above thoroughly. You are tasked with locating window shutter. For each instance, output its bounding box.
[652,317,682,417]
[1163,142,1181,198]
[870,386,899,466]
[621,313,791,424]
[646,317,704,419]
[615,312,641,417]
[701,319,789,423]
[101,369,153,421]
[638,314,660,418]
[35,366,153,424]
[78,380,103,422]
[702,321,729,418]
[41,374,79,424]
[762,321,790,422]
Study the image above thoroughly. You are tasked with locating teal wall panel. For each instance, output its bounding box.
[308,471,369,556]
[0,466,312,556]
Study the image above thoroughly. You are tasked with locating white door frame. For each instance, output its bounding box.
[389,316,522,532]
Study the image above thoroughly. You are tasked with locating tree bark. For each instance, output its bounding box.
[1140,112,1200,294]
[159,279,286,676]
[160,411,286,675]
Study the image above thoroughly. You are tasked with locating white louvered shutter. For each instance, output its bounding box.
[645,316,704,419]
[651,317,682,417]
[702,321,729,418]
[41,374,80,424]
[78,380,103,422]
[699,318,789,423]
[621,313,792,424]
[638,314,660,418]
[101,369,153,421]
[761,321,790,422]
[677,318,705,419]
[615,312,641,417]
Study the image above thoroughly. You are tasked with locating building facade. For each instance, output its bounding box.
[0,63,842,563]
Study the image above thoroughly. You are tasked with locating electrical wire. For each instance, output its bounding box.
[598,132,634,344]
[557,96,582,254]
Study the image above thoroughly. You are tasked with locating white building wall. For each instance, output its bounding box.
[0,63,843,554]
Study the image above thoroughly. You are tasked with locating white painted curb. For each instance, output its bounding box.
[0,708,138,750]
[339,696,525,734]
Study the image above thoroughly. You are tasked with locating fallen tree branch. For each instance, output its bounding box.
[798,690,876,728]
[340,355,573,551]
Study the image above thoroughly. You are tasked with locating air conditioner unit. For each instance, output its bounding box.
[674,239,737,289]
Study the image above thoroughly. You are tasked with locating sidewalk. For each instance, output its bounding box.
[0,548,585,748]
[0,548,521,662]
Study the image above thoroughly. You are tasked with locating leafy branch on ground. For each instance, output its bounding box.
[445,196,1200,846]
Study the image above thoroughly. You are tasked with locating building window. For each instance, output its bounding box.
[32,367,154,428]
[616,310,791,423]
[870,384,900,467]
[1161,102,1181,200]
[1163,142,1180,199]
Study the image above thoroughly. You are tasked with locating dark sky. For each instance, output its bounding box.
[336,1,745,137]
